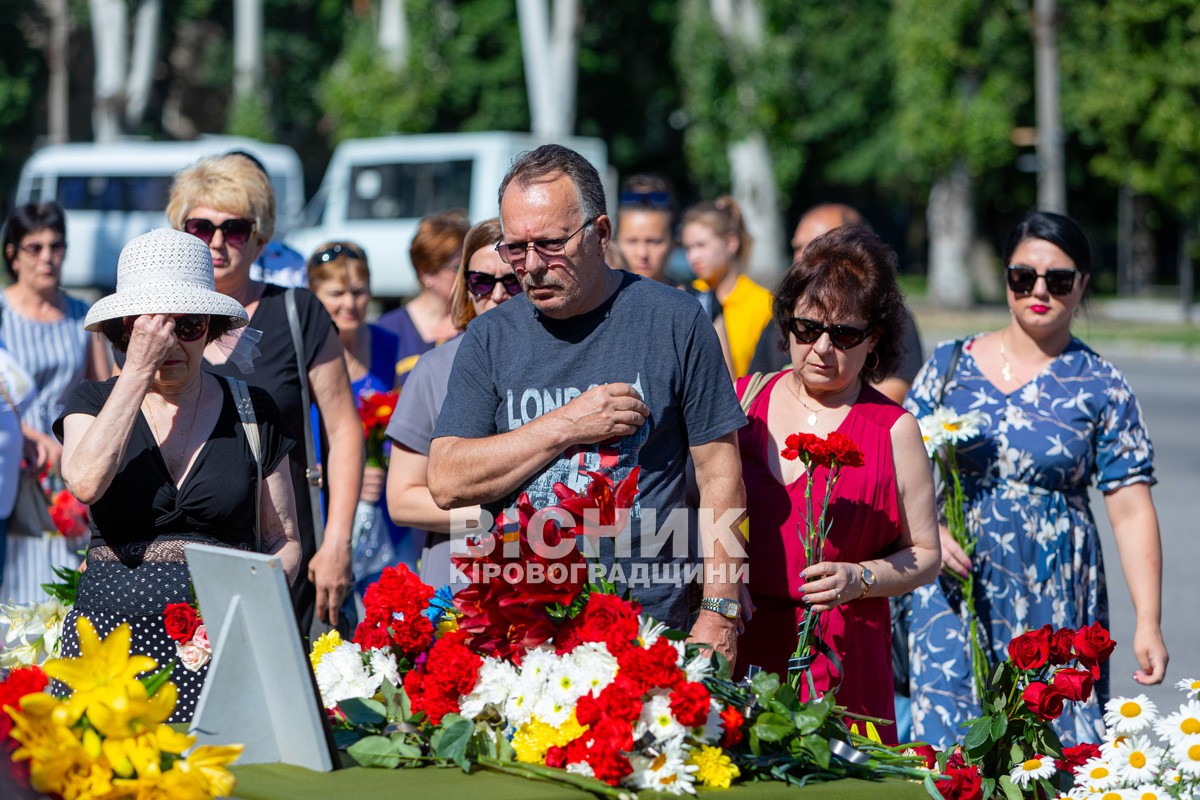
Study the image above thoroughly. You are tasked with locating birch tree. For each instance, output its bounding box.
[90,0,161,141]
[516,0,578,139]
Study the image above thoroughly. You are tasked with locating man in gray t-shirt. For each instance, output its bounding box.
[428,145,747,663]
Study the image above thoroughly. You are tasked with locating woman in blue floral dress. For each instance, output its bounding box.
[904,212,1168,748]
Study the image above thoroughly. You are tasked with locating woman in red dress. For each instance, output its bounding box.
[736,225,940,743]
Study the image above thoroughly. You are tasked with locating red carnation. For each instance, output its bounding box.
[1073,622,1116,679]
[555,592,641,657]
[1052,668,1095,703]
[825,432,864,468]
[545,746,568,769]
[0,665,49,740]
[1023,681,1067,721]
[162,602,201,643]
[1008,627,1051,671]
[720,705,745,749]
[669,681,711,728]
[782,433,831,467]
[1048,627,1075,665]
[403,632,482,725]
[355,564,436,657]
[594,675,644,725]
[937,764,983,800]
[1057,742,1101,773]
[617,638,682,693]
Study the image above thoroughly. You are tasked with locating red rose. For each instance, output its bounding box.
[163,602,200,643]
[1023,681,1067,721]
[1073,622,1116,679]
[937,764,983,800]
[907,744,938,770]
[1008,627,1051,671]
[669,681,712,728]
[1056,742,1101,773]
[1052,668,1095,702]
[1049,628,1075,664]
[720,705,745,749]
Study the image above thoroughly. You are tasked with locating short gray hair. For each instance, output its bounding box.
[497,144,606,226]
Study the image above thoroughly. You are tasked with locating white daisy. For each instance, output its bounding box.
[683,652,715,684]
[1100,733,1134,759]
[627,741,697,795]
[918,414,945,457]
[691,699,723,745]
[1104,695,1159,734]
[1128,786,1170,800]
[1075,756,1121,791]
[1010,755,1056,787]
[1110,736,1163,784]
[638,615,670,648]
[1160,767,1182,787]
[637,692,686,744]
[1092,791,1132,800]
[1154,700,1200,747]
[1178,678,1200,701]
[1176,739,1200,776]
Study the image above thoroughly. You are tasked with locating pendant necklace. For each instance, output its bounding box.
[787,377,825,427]
[999,330,1014,383]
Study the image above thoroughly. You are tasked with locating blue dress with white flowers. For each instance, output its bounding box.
[903,336,1155,748]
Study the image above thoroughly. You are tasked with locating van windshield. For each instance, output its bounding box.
[347,160,472,220]
[56,175,173,213]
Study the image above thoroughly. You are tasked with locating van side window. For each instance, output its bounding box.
[57,175,173,212]
[347,160,472,221]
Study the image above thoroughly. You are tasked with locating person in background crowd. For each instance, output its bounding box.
[0,201,110,604]
[617,176,733,377]
[306,241,408,588]
[735,225,940,744]
[167,153,363,637]
[905,211,1168,748]
[376,210,468,386]
[681,196,773,378]
[56,228,300,722]
[385,218,518,587]
[227,150,309,289]
[749,204,925,405]
[428,145,747,661]
[0,345,36,595]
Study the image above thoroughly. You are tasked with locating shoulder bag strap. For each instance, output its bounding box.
[226,376,263,551]
[284,288,326,549]
[738,371,771,414]
[938,340,965,405]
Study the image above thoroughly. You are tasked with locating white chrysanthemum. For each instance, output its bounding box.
[691,699,723,745]
[1075,757,1121,791]
[1128,786,1170,800]
[504,672,546,728]
[683,653,714,684]
[1178,678,1200,701]
[545,660,585,707]
[520,647,560,680]
[1154,701,1200,747]
[1175,739,1200,776]
[460,657,518,719]
[532,693,573,727]
[1104,695,1159,734]
[569,641,619,694]
[1111,737,1163,785]
[637,692,685,744]
[566,761,595,778]
[314,642,382,708]
[627,741,697,795]
[368,648,400,686]
[1010,755,1056,787]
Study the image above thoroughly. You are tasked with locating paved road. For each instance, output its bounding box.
[1088,352,1199,708]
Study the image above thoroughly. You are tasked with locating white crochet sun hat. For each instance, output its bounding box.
[84,228,249,332]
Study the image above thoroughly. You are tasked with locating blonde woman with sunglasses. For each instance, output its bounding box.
[904,211,1168,749]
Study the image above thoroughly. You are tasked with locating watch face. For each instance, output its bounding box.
[862,567,876,585]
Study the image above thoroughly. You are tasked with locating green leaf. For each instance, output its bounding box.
[333,728,364,750]
[806,736,832,770]
[751,670,781,703]
[660,629,690,641]
[390,737,423,760]
[139,664,175,698]
[752,711,794,743]
[347,735,402,769]
[981,777,996,800]
[792,707,825,735]
[997,775,1023,800]
[431,715,473,767]
[925,771,947,800]
[963,717,993,752]
[989,713,1008,741]
[340,697,387,728]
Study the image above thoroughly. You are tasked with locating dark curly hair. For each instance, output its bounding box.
[770,225,907,385]
[99,315,237,354]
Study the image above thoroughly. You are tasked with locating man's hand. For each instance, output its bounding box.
[688,610,738,670]
[308,540,353,626]
[361,465,385,505]
[559,383,649,445]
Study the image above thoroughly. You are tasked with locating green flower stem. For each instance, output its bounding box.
[939,447,989,699]
[474,756,634,800]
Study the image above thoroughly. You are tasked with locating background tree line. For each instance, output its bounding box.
[1,0,1197,307]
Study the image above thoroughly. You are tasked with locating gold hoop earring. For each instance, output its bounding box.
[864,350,880,372]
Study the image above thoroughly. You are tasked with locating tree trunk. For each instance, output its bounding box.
[44,0,70,144]
[1033,0,1066,214]
[125,0,161,131]
[233,0,263,100]
[1180,222,1194,322]
[517,0,579,138]
[90,0,127,142]
[927,161,975,308]
[378,0,408,71]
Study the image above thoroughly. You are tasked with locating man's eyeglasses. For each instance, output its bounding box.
[311,243,366,265]
[123,314,210,343]
[18,241,67,258]
[495,219,595,268]
[466,271,522,299]
[1006,264,1079,297]
[787,317,872,350]
[184,217,255,248]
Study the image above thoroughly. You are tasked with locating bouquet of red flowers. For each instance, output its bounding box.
[163,600,212,672]
[49,487,89,538]
[358,389,399,468]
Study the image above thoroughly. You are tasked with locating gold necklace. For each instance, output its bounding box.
[786,376,827,427]
[144,388,202,481]
[999,331,1014,382]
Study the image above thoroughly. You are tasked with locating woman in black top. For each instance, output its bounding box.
[56,229,301,722]
[167,153,363,637]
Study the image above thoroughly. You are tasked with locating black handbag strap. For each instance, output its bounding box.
[284,288,325,548]
[939,339,964,404]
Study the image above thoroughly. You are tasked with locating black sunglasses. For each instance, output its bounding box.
[311,243,366,265]
[1006,264,1079,297]
[123,314,210,342]
[184,217,255,248]
[787,317,872,350]
[466,270,522,299]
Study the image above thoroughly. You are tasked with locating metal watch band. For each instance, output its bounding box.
[700,597,740,619]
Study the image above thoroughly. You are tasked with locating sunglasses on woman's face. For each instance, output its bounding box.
[1006,264,1078,296]
[787,317,872,350]
[466,270,522,299]
[123,314,210,342]
[184,217,255,248]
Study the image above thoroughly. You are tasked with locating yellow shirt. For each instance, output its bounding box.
[694,274,774,378]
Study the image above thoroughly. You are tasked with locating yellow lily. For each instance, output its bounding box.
[42,618,160,724]
[87,677,177,740]
[175,743,245,797]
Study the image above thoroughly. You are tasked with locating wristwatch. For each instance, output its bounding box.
[700,597,741,620]
[858,565,877,599]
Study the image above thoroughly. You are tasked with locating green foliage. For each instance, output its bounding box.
[1064,0,1200,217]
[225,89,276,141]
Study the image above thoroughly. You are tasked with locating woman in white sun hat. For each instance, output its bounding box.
[53,228,301,722]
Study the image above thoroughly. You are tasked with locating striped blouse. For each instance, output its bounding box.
[0,291,92,435]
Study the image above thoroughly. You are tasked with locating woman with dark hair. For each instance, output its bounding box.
[1,201,109,604]
[905,211,1168,748]
[735,225,940,742]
